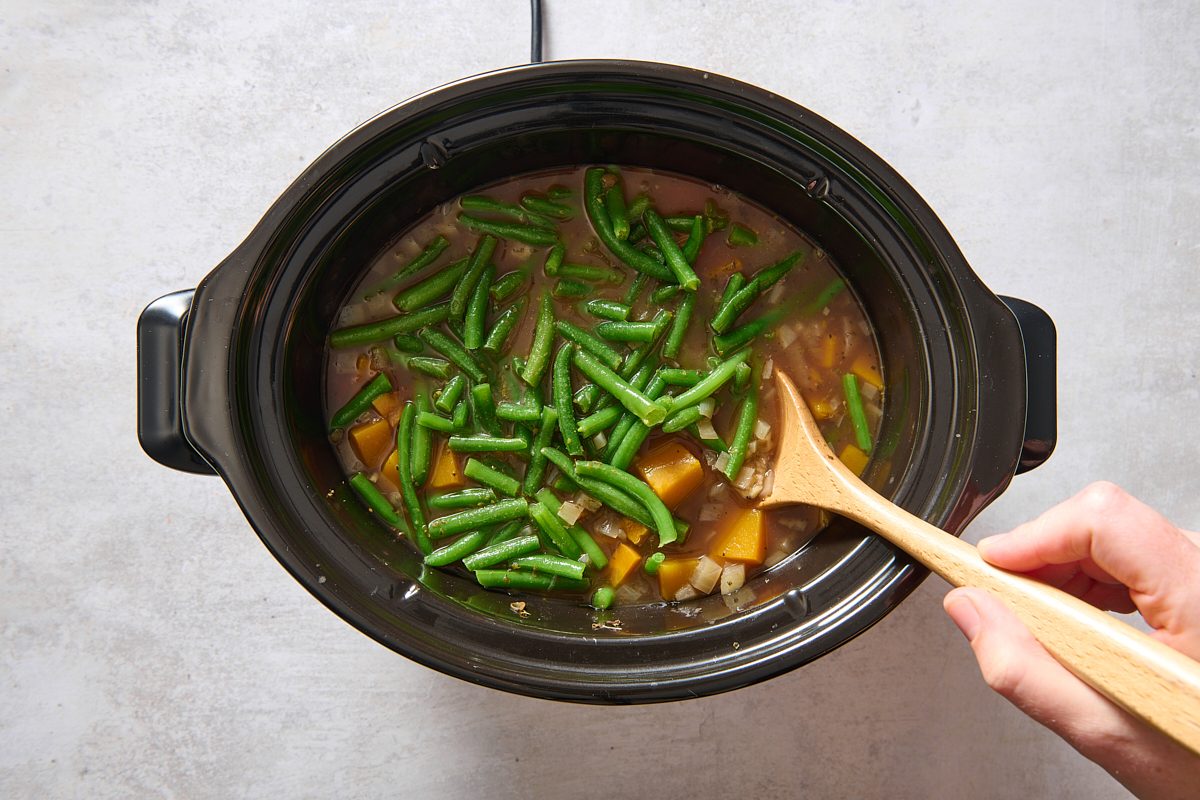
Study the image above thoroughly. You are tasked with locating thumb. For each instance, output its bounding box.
[942,587,1131,755]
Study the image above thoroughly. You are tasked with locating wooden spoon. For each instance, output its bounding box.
[760,371,1200,755]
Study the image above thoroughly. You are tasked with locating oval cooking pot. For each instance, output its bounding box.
[137,61,1056,702]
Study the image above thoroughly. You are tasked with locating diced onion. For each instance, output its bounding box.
[764,549,789,568]
[860,381,880,403]
[734,465,755,490]
[754,419,771,440]
[697,398,716,418]
[768,281,785,304]
[592,432,608,449]
[698,503,721,522]
[761,469,775,498]
[714,451,731,473]
[576,494,601,513]
[690,556,722,594]
[614,584,644,604]
[720,563,746,595]
[557,501,584,526]
[778,325,798,348]
[674,585,700,601]
[696,418,719,440]
[578,552,591,565]
[593,516,619,538]
[722,586,756,612]
[762,357,774,379]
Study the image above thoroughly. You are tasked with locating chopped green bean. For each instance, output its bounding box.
[584,168,674,281]
[461,195,556,227]
[622,272,649,306]
[711,250,802,333]
[554,320,623,371]
[712,308,785,355]
[520,194,574,220]
[528,502,582,559]
[577,405,624,438]
[392,260,468,313]
[407,356,452,379]
[658,368,704,386]
[495,401,542,423]
[392,333,423,353]
[364,235,451,299]
[573,383,600,414]
[690,421,728,452]
[462,534,542,570]
[464,457,522,497]
[472,568,586,592]
[348,472,405,529]
[447,435,527,453]
[802,278,847,316]
[330,373,392,429]
[553,344,585,457]
[552,278,589,299]
[591,585,615,609]
[627,193,650,220]
[604,178,630,240]
[511,554,586,581]
[682,214,705,263]
[843,373,873,453]
[661,292,695,360]
[644,208,700,291]
[424,529,491,567]
[661,404,703,433]
[724,362,760,479]
[557,263,624,284]
[428,487,497,510]
[462,263,494,350]
[572,349,666,426]
[644,551,665,574]
[651,284,681,304]
[459,214,559,246]
[575,461,677,546]
[411,394,432,484]
[469,383,500,436]
[663,347,752,411]
[449,235,497,322]
[520,291,555,386]
[416,410,456,433]
[719,273,747,307]
[397,402,432,554]
[733,360,752,393]
[428,498,530,539]
[543,243,566,277]
[584,299,631,322]
[452,398,469,430]
[418,327,486,383]
[595,317,668,343]
[490,269,529,302]
[482,297,527,355]
[522,406,559,494]
[727,223,758,247]
[329,303,450,348]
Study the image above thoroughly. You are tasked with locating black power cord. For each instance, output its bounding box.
[530,0,544,62]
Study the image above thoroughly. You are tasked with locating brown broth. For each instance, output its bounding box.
[324,166,884,607]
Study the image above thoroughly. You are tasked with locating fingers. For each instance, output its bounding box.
[977,482,1200,657]
[944,588,1200,798]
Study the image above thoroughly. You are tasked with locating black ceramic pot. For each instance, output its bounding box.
[137,61,1056,702]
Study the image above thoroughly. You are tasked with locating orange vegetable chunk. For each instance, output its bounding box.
[427,444,464,490]
[851,355,884,390]
[709,507,766,566]
[349,418,393,467]
[657,557,699,601]
[622,520,650,545]
[838,444,870,476]
[372,392,401,419]
[379,450,401,490]
[607,542,642,587]
[634,441,704,509]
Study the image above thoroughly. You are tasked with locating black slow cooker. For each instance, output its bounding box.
[137,61,1055,702]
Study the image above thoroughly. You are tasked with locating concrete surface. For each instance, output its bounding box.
[2,1,1197,797]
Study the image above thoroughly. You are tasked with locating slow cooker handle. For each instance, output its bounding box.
[137,289,217,475]
[999,296,1057,474]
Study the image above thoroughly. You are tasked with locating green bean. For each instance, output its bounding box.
[462,264,494,350]
[543,243,566,276]
[643,208,700,291]
[451,398,469,430]
[416,409,456,433]
[434,375,466,414]
[447,435,527,453]
[330,373,392,429]
[459,214,559,246]
[520,291,555,386]
[482,297,527,356]
[591,585,615,609]
[553,320,623,371]
[407,356,452,379]
[411,394,432,484]
[552,279,589,299]
[428,498,530,539]
[557,263,624,284]
[575,461,677,546]
[428,487,497,510]
[577,405,624,438]
[663,216,697,232]
[712,308,785,355]
[547,185,572,200]
[573,383,600,414]
[734,361,752,393]
[522,406,559,494]
[539,446,577,481]
[644,551,665,574]
[462,534,542,570]
[511,554,586,581]
[661,291,694,360]
[417,328,486,383]
[802,278,847,316]
[727,223,759,247]
[450,235,497,322]
[658,368,704,386]
[724,362,761,479]
[520,194,574,220]
[584,299,631,322]
[397,402,432,554]
[391,260,468,313]
[464,457,522,497]
[651,284,680,304]
[423,529,491,567]
[618,346,657,382]
[495,401,542,423]
[577,473,657,530]
[604,178,630,240]
[598,364,657,456]
[553,344,585,457]
[490,269,529,303]
[607,419,649,470]
[689,422,728,452]
[595,317,669,343]
[528,502,582,559]
[704,199,730,232]
[392,333,423,353]
[664,348,752,411]
[461,195,556,227]
[487,519,527,545]
[572,349,666,426]
[469,383,501,436]
[347,472,405,529]
[622,272,649,306]
[364,235,451,299]
[843,373,873,453]
[531,491,609,568]
[719,273,747,308]
[472,569,586,592]
[584,168,674,281]
[661,404,703,433]
[711,250,802,333]
[627,193,650,220]
[682,214,705,263]
[329,303,450,348]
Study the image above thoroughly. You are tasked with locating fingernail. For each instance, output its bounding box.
[945,592,982,641]
[976,532,1008,557]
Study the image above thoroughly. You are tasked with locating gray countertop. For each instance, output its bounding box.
[2,2,1196,797]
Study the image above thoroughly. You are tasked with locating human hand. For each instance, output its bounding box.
[943,482,1200,799]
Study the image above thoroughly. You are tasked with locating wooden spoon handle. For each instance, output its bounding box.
[840,490,1200,754]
